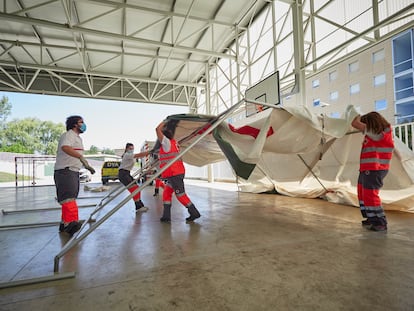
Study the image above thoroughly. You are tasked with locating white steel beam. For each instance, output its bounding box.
[0,12,236,60]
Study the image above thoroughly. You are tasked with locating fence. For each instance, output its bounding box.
[394,121,414,151]
[14,156,56,187]
[13,156,105,187]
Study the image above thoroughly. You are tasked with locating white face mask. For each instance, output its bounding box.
[126,149,134,154]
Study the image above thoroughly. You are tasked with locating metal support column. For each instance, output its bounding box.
[205,62,214,183]
[292,0,306,106]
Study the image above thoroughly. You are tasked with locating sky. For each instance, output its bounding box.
[1,91,188,151]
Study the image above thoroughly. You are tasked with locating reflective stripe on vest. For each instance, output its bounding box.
[159,139,185,178]
[159,151,180,162]
[360,127,394,171]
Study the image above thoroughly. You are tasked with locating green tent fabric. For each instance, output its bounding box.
[213,128,256,179]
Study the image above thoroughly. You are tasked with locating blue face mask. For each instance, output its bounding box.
[126,150,134,154]
[79,123,87,133]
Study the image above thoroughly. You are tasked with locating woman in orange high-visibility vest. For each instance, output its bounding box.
[351,112,394,232]
[156,120,201,223]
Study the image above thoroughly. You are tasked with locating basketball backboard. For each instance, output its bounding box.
[245,71,280,116]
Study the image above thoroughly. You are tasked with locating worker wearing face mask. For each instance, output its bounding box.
[118,143,150,212]
[54,115,95,236]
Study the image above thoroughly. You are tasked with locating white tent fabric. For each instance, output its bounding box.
[171,105,414,213]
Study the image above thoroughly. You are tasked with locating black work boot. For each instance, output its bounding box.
[153,188,159,197]
[186,204,201,222]
[135,200,148,212]
[63,221,81,236]
[160,204,171,222]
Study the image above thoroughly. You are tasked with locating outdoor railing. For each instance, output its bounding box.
[394,121,414,151]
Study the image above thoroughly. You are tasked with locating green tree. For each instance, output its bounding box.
[0,118,65,155]
[1,142,31,153]
[0,95,11,126]
[85,145,100,154]
[0,95,12,148]
[38,120,65,154]
[102,147,115,155]
[2,118,40,153]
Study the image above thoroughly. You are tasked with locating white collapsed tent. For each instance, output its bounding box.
[165,104,414,213]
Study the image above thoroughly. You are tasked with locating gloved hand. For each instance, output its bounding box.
[80,156,96,174]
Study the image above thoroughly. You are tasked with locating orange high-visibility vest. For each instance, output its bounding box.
[159,139,185,178]
[360,127,394,171]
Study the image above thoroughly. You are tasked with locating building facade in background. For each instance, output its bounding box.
[293,27,414,125]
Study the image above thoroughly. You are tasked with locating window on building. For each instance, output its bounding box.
[392,30,413,74]
[375,99,387,111]
[372,49,385,63]
[313,98,320,107]
[395,72,414,100]
[312,79,320,88]
[395,100,414,124]
[374,74,386,87]
[392,29,414,124]
[329,91,338,101]
[348,61,359,73]
[350,83,360,94]
[329,71,338,82]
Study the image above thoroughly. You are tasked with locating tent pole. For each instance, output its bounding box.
[296,154,329,193]
[0,272,75,289]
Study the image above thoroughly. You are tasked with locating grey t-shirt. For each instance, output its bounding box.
[54,129,83,171]
[119,152,135,171]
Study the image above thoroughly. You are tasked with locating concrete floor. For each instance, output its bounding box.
[1,180,414,311]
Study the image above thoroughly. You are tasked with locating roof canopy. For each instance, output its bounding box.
[0,1,413,109]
